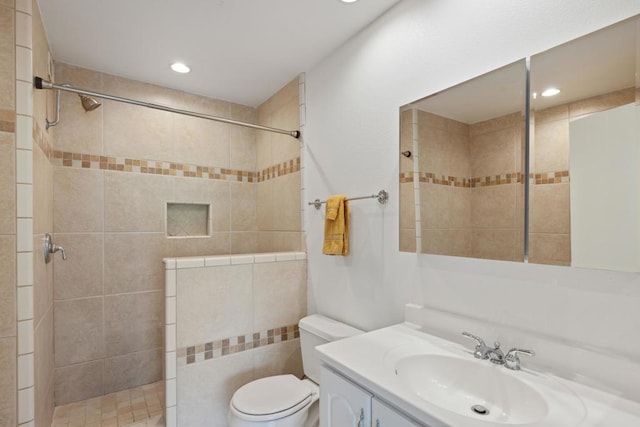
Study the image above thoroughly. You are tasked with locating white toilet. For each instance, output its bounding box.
[228,314,363,427]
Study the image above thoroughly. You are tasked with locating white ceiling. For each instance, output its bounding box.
[37,0,401,107]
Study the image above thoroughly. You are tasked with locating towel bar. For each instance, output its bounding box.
[309,190,388,210]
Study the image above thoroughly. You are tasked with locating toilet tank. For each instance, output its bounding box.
[298,314,363,383]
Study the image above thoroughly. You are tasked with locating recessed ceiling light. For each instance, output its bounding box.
[541,87,560,97]
[171,62,190,73]
[339,0,358,3]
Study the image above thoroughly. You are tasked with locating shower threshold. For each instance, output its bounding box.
[51,381,165,427]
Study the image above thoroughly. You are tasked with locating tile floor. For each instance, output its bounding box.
[51,381,165,427]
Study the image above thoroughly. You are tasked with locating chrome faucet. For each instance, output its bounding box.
[504,348,535,370]
[462,332,502,362]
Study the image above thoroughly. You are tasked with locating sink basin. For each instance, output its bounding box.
[395,354,548,424]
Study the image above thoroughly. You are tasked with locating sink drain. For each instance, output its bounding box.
[471,404,489,416]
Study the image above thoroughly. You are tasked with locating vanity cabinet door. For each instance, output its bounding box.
[372,398,422,427]
[320,366,372,427]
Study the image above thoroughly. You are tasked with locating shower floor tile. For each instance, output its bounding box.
[51,381,165,427]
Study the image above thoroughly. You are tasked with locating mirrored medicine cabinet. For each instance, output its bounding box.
[399,15,640,273]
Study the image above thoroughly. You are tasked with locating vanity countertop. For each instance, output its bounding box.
[316,323,640,427]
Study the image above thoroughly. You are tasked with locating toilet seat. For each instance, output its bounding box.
[231,375,313,422]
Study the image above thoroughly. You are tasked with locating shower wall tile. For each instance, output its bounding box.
[0,235,16,338]
[256,179,274,230]
[528,233,571,266]
[0,337,17,426]
[103,232,166,294]
[32,1,49,137]
[534,104,568,124]
[534,118,569,173]
[15,10,31,49]
[172,177,230,232]
[569,87,635,119]
[104,171,169,232]
[54,297,104,367]
[0,133,16,234]
[419,120,448,175]
[421,229,471,257]
[271,99,300,164]
[32,234,53,326]
[168,232,230,257]
[470,184,517,229]
[469,112,522,138]
[54,360,104,405]
[420,183,450,229]
[253,260,306,331]
[272,173,301,232]
[53,167,104,233]
[32,144,52,235]
[449,186,471,229]
[230,232,259,254]
[176,264,253,348]
[399,182,415,230]
[102,75,173,160]
[469,125,518,178]
[230,182,257,231]
[173,114,229,167]
[230,103,257,171]
[255,119,272,171]
[399,229,416,253]
[53,64,104,154]
[53,233,103,300]
[0,6,15,111]
[34,307,54,426]
[103,348,162,395]
[256,231,304,253]
[104,291,163,357]
[471,229,519,261]
[529,183,570,234]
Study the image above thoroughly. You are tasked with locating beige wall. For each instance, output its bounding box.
[0,0,16,423]
[529,87,635,265]
[32,0,55,425]
[256,78,303,252]
[51,63,302,404]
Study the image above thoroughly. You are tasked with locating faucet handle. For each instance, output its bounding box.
[504,348,535,370]
[462,332,488,359]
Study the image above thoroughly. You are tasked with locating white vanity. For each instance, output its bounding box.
[316,322,640,426]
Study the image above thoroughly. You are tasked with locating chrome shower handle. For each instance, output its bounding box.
[52,243,67,260]
[43,233,67,263]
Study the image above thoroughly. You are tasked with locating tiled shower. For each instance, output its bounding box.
[0,1,306,425]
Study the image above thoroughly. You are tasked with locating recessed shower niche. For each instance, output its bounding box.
[166,203,212,237]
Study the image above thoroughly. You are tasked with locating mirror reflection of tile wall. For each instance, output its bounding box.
[403,111,524,261]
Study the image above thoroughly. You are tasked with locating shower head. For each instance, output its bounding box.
[79,94,101,112]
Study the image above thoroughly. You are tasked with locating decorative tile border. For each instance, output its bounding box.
[50,149,301,184]
[257,157,301,182]
[530,170,570,185]
[178,324,300,366]
[400,171,523,187]
[0,109,15,133]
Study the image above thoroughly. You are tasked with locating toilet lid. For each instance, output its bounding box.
[231,375,312,419]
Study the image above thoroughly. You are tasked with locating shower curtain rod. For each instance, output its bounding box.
[33,77,300,139]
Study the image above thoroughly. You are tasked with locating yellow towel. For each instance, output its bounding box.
[323,195,350,256]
